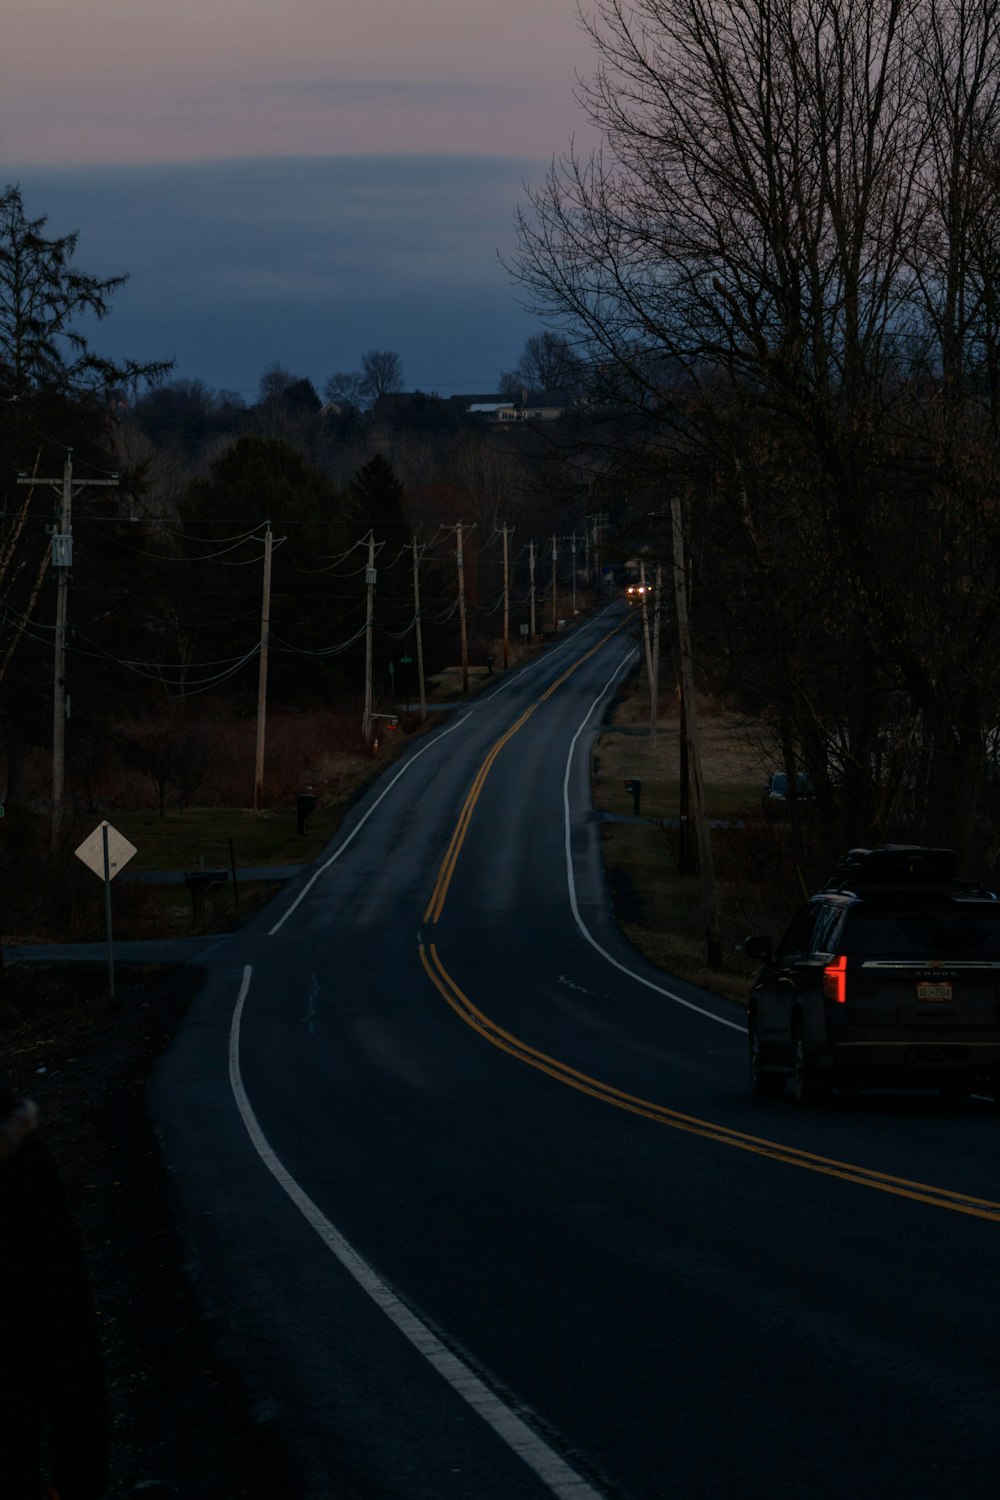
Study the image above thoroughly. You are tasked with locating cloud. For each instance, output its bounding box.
[7,155,551,397]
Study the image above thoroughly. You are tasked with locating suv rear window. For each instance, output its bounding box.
[844,905,1000,958]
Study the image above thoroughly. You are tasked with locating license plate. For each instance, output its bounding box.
[917,981,953,1002]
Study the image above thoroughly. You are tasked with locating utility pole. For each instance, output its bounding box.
[551,534,558,633]
[672,493,720,966]
[639,560,653,688]
[501,523,510,670]
[529,539,537,643]
[362,532,376,748]
[584,520,591,587]
[253,524,273,812]
[456,521,469,694]
[412,535,427,721]
[18,451,118,851]
[650,561,662,745]
[571,530,577,615]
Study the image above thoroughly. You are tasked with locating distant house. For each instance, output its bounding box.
[369,390,570,430]
[458,391,569,424]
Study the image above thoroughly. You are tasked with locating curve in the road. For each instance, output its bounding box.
[420,939,1000,1224]
[227,617,1000,1500]
[413,652,1000,1229]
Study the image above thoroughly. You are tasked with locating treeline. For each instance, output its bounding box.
[513,0,1000,870]
[0,184,605,821]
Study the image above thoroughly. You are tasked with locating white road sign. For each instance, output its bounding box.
[74,821,138,881]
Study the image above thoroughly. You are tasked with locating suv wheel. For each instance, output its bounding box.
[792,1023,830,1108]
[749,1019,785,1098]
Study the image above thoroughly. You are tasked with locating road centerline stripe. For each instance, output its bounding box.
[419,943,1000,1225]
[418,639,1000,1229]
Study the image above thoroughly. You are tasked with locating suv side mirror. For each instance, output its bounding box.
[744,934,773,962]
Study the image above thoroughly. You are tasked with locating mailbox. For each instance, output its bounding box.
[184,869,228,922]
[624,778,642,814]
[296,792,318,835]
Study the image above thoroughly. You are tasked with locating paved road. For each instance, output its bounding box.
[150,607,1000,1500]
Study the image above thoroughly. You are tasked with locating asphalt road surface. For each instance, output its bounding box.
[152,606,1000,1500]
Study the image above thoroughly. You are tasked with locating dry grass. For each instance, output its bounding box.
[593,681,805,1003]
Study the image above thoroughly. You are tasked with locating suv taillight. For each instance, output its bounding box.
[823,954,847,1003]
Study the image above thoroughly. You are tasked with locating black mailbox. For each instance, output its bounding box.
[184,869,228,922]
[624,777,642,814]
[296,792,318,835]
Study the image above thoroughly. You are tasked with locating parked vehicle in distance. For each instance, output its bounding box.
[761,770,815,817]
[744,845,1000,1106]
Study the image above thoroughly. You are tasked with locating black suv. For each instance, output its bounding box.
[745,846,1000,1106]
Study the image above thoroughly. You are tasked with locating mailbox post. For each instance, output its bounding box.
[296,792,317,835]
[624,777,642,816]
[184,869,228,924]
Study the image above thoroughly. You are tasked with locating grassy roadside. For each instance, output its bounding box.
[592,679,806,1006]
[0,639,541,947]
[4,648,804,1005]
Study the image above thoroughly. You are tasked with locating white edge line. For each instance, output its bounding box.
[229,965,603,1500]
[269,611,619,933]
[269,709,473,934]
[563,651,744,1034]
[486,606,620,696]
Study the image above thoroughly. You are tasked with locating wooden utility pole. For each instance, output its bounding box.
[412,535,427,721]
[456,521,469,694]
[671,493,721,966]
[362,532,376,748]
[529,540,537,642]
[501,523,510,670]
[253,524,273,812]
[650,562,662,745]
[18,451,118,851]
[639,560,653,688]
[571,530,577,614]
[551,534,558,633]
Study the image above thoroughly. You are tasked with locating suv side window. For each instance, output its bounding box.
[777,904,820,959]
[810,902,844,957]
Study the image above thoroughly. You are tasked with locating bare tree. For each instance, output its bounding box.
[452,432,526,535]
[257,363,297,404]
[359,349,404,403]
[510,331,582,394]
[323,370,365,409]
[511,0,1000,865]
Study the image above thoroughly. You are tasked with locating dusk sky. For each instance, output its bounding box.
[5,1,595,398]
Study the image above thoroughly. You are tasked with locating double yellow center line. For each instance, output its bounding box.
[423,704,538,925]
[419,623,1000,1226]
[420,943,1000,1225]
[423,621,629,927]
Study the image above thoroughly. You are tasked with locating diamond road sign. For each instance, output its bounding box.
[74,821,137,881]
